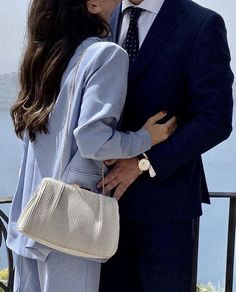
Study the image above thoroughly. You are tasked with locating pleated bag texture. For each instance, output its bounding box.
[17,177,119,261]
[17,48,120,261]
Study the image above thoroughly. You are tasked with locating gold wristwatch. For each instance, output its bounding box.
[137,153,151,172]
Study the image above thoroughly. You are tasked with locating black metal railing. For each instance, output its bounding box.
[0,197,14,292]
[1,194,235,292]
[192,192,236,292]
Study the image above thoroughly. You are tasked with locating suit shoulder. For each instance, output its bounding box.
[182,0,223,25]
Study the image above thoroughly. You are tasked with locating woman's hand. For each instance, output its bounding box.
[143,111,177,146]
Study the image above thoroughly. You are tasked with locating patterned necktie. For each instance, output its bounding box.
[122,7,143,63]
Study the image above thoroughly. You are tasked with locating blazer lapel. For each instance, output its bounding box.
[129,0,184,87]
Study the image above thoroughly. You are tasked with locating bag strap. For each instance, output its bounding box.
[59,48,105,194]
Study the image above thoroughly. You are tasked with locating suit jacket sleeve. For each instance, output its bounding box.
[73,42,152,160]
[146,13,234,181]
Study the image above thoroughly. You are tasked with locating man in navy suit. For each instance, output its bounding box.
[98,0,234,291]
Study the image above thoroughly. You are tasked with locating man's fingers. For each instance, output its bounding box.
[103,179,120,195]
[97,158,140,197]
[113,183,128,200]
[104,159,117,166]
[97,172,115,189]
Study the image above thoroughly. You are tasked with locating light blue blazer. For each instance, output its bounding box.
[7,37,151,261]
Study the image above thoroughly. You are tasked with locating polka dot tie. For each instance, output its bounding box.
[122,7,143,63]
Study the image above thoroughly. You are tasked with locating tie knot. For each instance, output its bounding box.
[125,7,143,21]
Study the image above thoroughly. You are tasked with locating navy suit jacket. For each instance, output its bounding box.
[111,0,234,221]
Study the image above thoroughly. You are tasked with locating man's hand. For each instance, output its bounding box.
[97,158,142,200]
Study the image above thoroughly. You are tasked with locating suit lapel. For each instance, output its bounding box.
[129,0,184,87]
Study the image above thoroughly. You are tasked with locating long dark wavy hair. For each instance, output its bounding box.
[11,0,109,141]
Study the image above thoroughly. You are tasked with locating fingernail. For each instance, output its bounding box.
[162,110,167,114]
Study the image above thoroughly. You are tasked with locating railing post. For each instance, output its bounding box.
[192,217,200,292]
[225,197,236,292]
[0,198,14,292]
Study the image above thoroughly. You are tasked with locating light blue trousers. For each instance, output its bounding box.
[13,252,101,292]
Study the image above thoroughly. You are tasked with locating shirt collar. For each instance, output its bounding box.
[122,0,165,14]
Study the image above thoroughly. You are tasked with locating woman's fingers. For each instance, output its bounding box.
[143,112,177,146]
[164,116,177,135]
[148,111,167,124]
[165,116,177,127]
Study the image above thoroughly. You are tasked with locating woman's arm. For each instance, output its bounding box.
[73,42,152,161]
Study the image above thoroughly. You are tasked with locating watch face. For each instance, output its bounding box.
[138,159,150,171]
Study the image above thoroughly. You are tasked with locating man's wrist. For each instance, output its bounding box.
[137,153,156,178]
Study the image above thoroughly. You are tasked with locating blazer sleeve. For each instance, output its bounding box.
[146,13,234,181]
[73,42,152,160]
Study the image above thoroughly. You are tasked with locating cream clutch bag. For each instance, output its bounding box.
[17,49,120,261]
[17,177,119,261]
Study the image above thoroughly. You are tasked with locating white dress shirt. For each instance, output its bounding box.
[119,0,165,48]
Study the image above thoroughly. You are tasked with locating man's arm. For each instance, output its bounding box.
[98,13,234,198]
[146,13,234,181]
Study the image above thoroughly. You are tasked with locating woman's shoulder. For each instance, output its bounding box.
[88,39,126,52]
[83,38,129,63]
[62,38,128,84]
[73,38,129,74]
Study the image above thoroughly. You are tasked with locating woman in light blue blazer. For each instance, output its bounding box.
[7,0,176,291]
